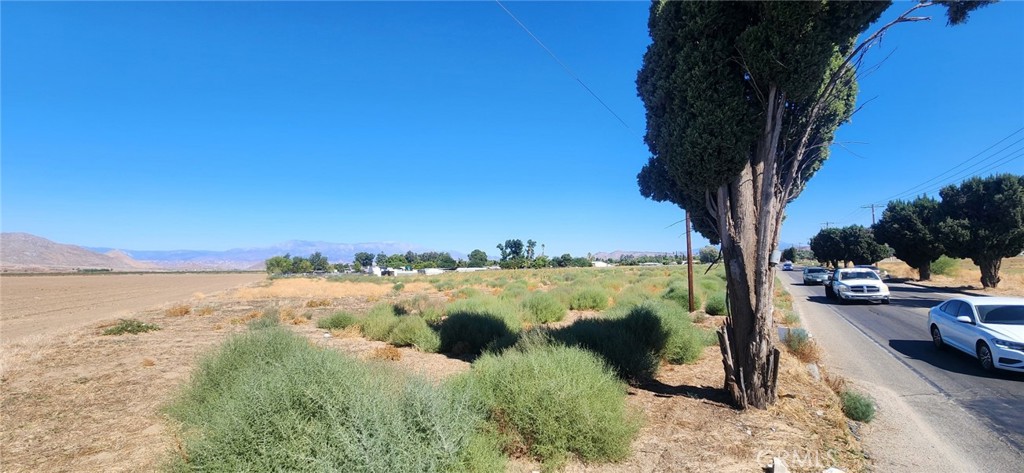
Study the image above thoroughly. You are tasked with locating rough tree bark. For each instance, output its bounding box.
[977,257,1001,288]
[918,262,932,281]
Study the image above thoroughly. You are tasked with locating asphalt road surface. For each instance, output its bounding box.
[778,268,1024,472]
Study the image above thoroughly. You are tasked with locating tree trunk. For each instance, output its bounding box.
[715,86,783,410]
[918,262,931,281]
[977,257,1002,288]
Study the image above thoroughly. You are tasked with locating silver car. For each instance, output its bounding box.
[802,267,829,285]
[928,297,1024,372]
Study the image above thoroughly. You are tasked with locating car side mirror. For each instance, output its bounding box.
[956,315,973,324]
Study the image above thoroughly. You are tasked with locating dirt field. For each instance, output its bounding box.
[0,273,266,342]
[0,274,862,473]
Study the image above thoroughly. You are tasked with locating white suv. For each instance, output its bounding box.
[825,268,890,304]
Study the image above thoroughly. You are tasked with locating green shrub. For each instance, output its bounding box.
[613,285,655,308]
[662,280,702,312]
[166,328,504,472]
[440,297,523,355]
[433,280,458,291]
[840,390,876,422]
[389,316,441,353]
[103,319,160,336]
[317,311,357,330]
[704,293,727,316]
[783,310,800,326]
[454,287,482,300]
[568,285,610,311]
[698,277,725,296]
[931,255,960,276]
[521,292,567,324]
[455,344,640,469]
[361,304,400,341]
[249,309,280,330]
[392,281,406,292]
[498,281,529,302]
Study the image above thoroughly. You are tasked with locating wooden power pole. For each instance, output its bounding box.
[686,211,695,312]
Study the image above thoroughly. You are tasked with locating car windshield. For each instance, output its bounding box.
[840,271,878,281]
[806,268,827,274]
[977,305,1024,325]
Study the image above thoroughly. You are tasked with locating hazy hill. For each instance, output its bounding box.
[0,233,155,272]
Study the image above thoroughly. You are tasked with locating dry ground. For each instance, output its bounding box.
[1,275,863,473]
[878,256,1024,297]
[0,273,266,341]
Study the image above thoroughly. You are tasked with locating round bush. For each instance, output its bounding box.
[317,311,358,330]
[840,390,876,422]
[521,292,567,324]
[389,316,441,353]
[704,293,727,316]
[459,344,640,468]
[662,280,703,312]
[569,286,610,311]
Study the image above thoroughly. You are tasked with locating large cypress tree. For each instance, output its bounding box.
[636,1,989,408]
[873,196,945,280]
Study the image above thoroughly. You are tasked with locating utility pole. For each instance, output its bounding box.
[685,210,695,313]
[861,204,879,226]
[821,221,836,229]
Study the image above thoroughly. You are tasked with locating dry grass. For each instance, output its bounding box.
[878,256,1023,296]
[195,307,214,316]
[368,346,402,361]
[165,304,192,317]
[306,298,332,308]
[228,310,262,325]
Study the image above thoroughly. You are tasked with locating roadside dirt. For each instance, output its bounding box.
[1,276,866,473]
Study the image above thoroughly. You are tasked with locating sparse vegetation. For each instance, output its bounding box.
[388,315,441,353]
[783,328,819,363]
[165,304,192,317]
[306,298,331,308]
[840,390,876,423]
[361,304,401,341]
[568,285,610,311]
[102,319,160,336]
[317,311,358,330]
[930,255,960,276]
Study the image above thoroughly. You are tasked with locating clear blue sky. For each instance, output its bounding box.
[3,1,1022,256]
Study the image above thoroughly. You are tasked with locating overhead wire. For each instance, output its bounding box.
[494,0,634,131]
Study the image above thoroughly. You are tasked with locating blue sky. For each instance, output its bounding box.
[3,1,1022,257]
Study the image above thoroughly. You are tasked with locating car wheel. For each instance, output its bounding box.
[977,342,995,372]
[931,325,945,349]
[825,285,834,299]
[881,298,890,305]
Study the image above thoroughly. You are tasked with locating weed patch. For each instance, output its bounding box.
[165,304,192,317]
[521,292,567,324]
[166,329,504,472]
[840,390,876,422]
[704,293,727,315]
[317,311,358,330]
[568,285,610,311]
[389,316,441,353]
[103,319,160,336]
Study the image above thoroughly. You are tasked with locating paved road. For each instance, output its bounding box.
[778,269,1024,471]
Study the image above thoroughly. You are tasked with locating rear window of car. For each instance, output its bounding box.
[977,305,1024,325]
[806,268,827,274]
[840,271,878,280]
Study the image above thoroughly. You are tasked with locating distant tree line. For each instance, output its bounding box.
[265,252,346,275]
[808,174,1023,288]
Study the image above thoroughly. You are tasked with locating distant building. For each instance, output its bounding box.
[591,261,611,268]
[418,268,445,276]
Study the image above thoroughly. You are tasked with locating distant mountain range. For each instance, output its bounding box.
[1,233,465,272]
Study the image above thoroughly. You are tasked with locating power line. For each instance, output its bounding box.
[908,148,1024,197]
[494,0,633,131]
[874,126,1024,204]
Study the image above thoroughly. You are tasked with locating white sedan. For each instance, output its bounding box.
[928,297,1024,372]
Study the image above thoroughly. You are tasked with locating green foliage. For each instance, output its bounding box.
[568,285,610,311]
[705,293,728,316]
[783,328,811,354]
[521,292,567,324]
[455,344,640,469]
[353,251,375,268]
[440,297,523,355]
[392,281,405,292]
[264,255,292,275]
[930,255,960,276]
[613,285,655,308]
[361,304,400,341]
[810,225,887,267]
[103,319,160,336]
[389,316,441,353]
[840,390,876,423]
[165,328,504,472]
[662,280,702,312]
[549,301,707,381]
[454,286,482,300]
[499,280,529,301]
[317,311,357,330]
[697,246,720,264]
[468,249,489,268]
[249,309,281,330]
[872,196,945,279]
[938,174,1024,288]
